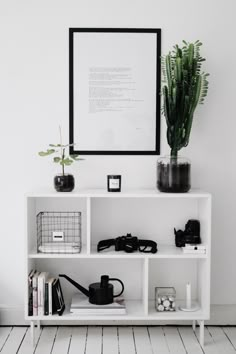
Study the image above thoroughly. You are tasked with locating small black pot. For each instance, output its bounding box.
[157,156,191,193]
[54,174,75,192]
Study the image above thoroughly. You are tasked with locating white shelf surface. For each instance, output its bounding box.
[28,247,88,258]
[26,300,144,321]
[26,188,211,198]
[91,245,207,259]
[25,300,207,321]
[28,245,207,259]
[148,301,208,320]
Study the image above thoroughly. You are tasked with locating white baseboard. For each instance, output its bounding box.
[1,305,236,326]
[0,306,27,326]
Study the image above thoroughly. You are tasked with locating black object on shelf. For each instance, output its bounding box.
[59,274,124,305]
[54,174,75,192]
[97,233,158,253]
[107,175,122,192]
[174,220,201,247]
[52,278,65,316]
[157,156,191,193]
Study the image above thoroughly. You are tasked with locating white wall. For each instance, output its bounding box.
[0,0,235,322]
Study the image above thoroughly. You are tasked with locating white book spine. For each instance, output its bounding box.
[37,277,43,316]
[38,273,48,316]
[183,249,206,254]
[70,309,126,315]
[32,276,38,316]
[49,282,52,315]
[184,244,206,250]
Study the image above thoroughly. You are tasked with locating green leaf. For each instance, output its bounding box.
[60,158,73,166]
[38,149,55,156]
[49,144,62,147]
[53,157,61,163]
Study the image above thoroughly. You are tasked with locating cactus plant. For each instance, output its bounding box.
[162,40,209,158]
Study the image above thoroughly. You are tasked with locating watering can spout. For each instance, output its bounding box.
[59,274,90,297]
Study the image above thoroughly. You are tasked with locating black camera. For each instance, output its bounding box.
[97,233,157,253]
[115,233,139,253]
[174,220,201,247]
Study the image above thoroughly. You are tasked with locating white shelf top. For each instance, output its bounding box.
[90,245,207,259]
[28,244,207,259]
[25,300,207,321]
[148,300,208,320]
[26,188,211,198]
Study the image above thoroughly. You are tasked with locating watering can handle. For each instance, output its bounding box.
[109,278,124,298]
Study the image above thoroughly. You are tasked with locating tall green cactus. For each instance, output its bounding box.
[162,40,209,157]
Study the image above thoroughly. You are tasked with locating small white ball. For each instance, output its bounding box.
[157,304,164,312]
[163,300,170,308]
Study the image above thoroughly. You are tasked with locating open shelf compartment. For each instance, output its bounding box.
[26,258,146,320]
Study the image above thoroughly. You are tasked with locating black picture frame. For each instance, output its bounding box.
[69,28,161,155]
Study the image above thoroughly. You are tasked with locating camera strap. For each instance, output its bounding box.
[97,239,115,252]
[138,239,158,253]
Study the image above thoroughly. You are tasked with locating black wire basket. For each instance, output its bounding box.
[37,212,82,254]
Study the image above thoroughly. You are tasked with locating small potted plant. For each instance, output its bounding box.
[39,127,83,192]
[158,40,209,192]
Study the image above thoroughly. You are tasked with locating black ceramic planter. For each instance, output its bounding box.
[54,174,75,192]
[157,156,191,193]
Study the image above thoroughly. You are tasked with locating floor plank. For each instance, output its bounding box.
[51,326,72,354]
[207,326,235,354]
[85,327,102,354]
[68,327,87,354]
[133,327,152,354]
[0,327,12,351]
[102,327,119,354]
[34,326,57,354]
[223,327,236,350]
[1,327,27,354]
[17,327,41,354]
[148,326,169,354]
[164,327,186,354]
[1,325,236,353]
[178,327,203,354]
[118,327,136,354]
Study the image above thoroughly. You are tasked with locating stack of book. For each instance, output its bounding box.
[28,270,65,316]
[182,244,206,254]
[70,294,126,315]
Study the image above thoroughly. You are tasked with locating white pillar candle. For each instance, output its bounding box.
[186,282,191,309]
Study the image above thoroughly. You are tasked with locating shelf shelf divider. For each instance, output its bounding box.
[143,258,149,315]
[86,197,91,255]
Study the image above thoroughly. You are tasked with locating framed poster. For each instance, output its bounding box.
[69,28,161,155]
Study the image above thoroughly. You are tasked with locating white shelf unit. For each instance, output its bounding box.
[25,189,211,346]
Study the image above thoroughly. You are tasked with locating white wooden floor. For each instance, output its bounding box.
[1,326,236,353]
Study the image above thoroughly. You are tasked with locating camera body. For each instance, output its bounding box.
[115,233,138,253]
[174,220,201,247]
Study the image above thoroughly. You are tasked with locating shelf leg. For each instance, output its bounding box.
[192,320,196,332]
[37,320,41,330]
[199,320,204,347]
[30,321,35,346]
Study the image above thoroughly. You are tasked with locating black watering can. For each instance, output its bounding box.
[59,274,124,305]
